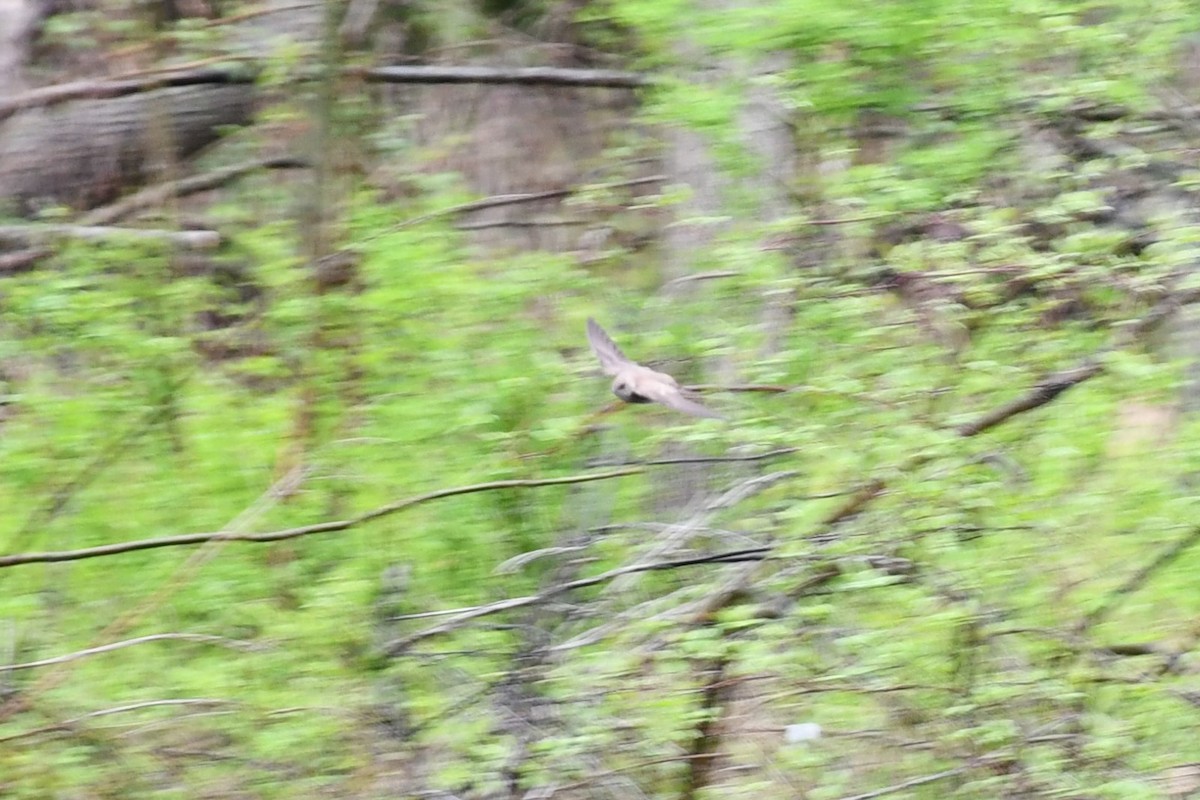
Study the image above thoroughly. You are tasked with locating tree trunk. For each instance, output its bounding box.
[0,85,255,213]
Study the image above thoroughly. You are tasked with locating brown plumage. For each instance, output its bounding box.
[585,318,724,419]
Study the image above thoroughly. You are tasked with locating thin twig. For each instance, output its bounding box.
[455,218,589,230]
[0,468,643,569]
[387,175,666,232]
[0,69,255,121]
[663,270,741,288]
[958,286,1200,436]
[359,65,648,89]
[80,157,309,226]
[0,224,220,250]
[385,548,772,653]
[0,633,265,672]
[956,362,1101,436]
[606,471,798,594]
[0,247,50,273]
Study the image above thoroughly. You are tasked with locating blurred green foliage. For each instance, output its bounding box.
[1,0,1199,797]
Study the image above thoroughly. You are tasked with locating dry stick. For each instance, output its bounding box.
[388,174,667,232]
[407,475,874,649]
[0,224,220,250]
[0,68,256,121]
[559,558,837,654]
[957,362,1102,437]
[663,270,741,289]
[79,157,310,226]
[0,633,265,672]
[606,471,799,595]
[832,762,986,800]
[383,548,774,654]
[358,65,649,89]
[958,286,1200,436]
[0,63,646,124]
[0,247,50,273]
[0,468,643,569]
[688,382,908,411]
[818,480,887,528]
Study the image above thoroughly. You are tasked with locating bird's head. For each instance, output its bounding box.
[612,378,649,404]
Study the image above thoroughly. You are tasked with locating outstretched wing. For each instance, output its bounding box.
[586,318,634,376]
[637,376,726,420]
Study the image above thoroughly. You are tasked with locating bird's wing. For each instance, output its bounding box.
[586,318,634,376]
[637,373,726,420]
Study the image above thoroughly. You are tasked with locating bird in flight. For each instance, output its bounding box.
[585,318,724,419]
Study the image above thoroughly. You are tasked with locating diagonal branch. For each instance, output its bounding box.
[957,361,1101,436]
[0,68,257,122]
[1079,524,1200,632]
[384,547,773,654]
[79,157,309,226]
[958,287,1200,436]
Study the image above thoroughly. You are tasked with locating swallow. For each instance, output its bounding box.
[586,317,724,419]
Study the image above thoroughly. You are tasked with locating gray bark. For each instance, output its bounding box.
[0,85,255,213]
[0,0,37,97]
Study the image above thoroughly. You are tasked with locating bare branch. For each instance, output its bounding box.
[663,270,741,288]
[389,175,667,231]
[0,468,643,569]
[455,218,588,230]
[0,69,256,122]
[0,225,221,250]
[385,548,773,653]
[0,633,266,672]
[0,247,50,273]
[359,65,648,89]
[607,471,799,594]
[80,157,309,226]
[958,287,1200,436]
[5,400,177,559]
[0,63,645,126]
[956,361,1101,436]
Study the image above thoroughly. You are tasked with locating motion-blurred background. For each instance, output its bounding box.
[1,1,1199,797]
